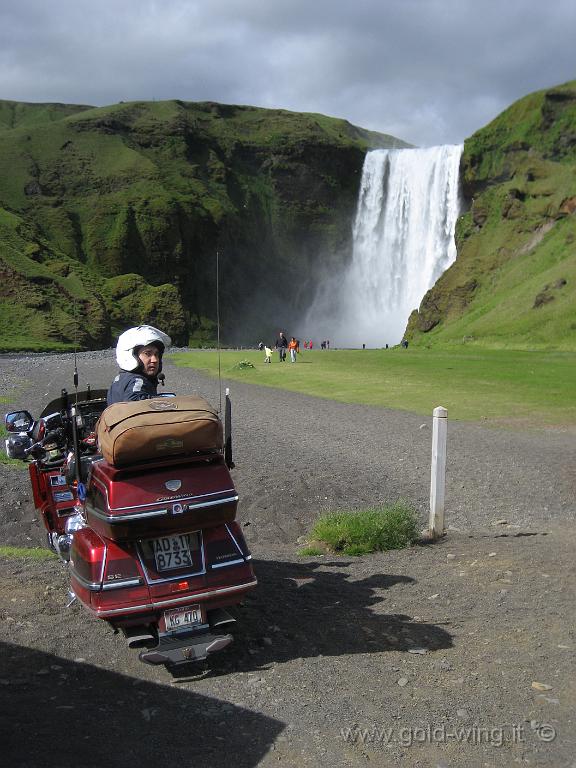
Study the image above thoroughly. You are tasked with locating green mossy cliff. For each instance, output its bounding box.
[406,81,576,349]
[0,99,407,351]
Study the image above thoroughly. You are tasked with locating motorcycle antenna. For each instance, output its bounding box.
[216,247,222,414]
[73,299,79,404]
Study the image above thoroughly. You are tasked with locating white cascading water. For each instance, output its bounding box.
[303,145,463,347]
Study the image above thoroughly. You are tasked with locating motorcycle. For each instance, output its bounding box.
[4,383,257,668]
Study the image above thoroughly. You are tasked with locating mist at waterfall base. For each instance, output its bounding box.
[302,145,463,348]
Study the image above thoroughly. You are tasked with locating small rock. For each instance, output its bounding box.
[397,677,409,687]
[494,520,508,526]
[488,552,497,557]
[446,554,456,560]
[531,682,553,692]
[407,648,427,655]
[428,593,439,600]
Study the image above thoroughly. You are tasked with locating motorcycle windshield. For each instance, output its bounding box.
[40,389,109,418]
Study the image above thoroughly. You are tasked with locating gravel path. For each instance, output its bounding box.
[0,351,575,767]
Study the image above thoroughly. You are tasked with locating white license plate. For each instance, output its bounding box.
[152,533,196,572]
[164,604,202,631]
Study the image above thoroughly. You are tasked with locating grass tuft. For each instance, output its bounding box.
[0,546,56,560]
[303,501,419,556]
[231,359,256,370]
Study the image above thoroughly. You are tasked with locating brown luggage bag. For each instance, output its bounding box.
[97,395,223,467]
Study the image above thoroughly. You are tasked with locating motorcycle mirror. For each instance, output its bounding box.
[4,410,34,434]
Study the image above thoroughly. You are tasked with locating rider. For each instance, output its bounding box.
[107,325,172,405]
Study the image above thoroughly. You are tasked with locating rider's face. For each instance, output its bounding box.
[138,344,161,377]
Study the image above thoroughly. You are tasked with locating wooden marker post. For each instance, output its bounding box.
[429,406,448,539]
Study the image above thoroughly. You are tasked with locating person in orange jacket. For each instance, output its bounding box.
[288,336,298,363]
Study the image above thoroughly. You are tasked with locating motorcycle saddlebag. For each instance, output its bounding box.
[97,396,223,467]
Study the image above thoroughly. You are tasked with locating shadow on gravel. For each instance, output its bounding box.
[193,558,453,677]
[0,641,284,768]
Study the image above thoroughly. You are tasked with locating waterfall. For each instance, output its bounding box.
[303,144,463,348]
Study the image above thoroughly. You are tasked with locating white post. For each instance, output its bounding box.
[429,406,448,539]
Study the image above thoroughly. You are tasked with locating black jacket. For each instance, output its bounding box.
[107,370,158,405]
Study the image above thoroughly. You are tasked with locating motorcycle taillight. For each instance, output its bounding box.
[103,540,142,586]
[70,528,106,588]
[203,523,247,569]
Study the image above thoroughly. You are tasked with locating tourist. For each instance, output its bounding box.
[275,331,288,362]
[288,336,298,363]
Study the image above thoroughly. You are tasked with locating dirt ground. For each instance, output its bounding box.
[0,351,575,768]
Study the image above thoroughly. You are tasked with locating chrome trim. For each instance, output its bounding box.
[225,522,245,556]
[93,578,258,617]
[70,568,102,592]
[90,474,236,512]
[102,578,143,590]
[86,494,238,523]
[86,503,169,523]
[210,558,245,569]
[100,543,108,585]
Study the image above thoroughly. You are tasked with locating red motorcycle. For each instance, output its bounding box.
[4,385,256,668]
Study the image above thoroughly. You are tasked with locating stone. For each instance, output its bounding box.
[397,677,409,687]
[531,682,553,692]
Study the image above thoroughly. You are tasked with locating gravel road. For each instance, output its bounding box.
[1,351,575,767]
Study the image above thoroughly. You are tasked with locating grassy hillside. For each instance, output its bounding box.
[406,80,576,350]
[0,98,407,351]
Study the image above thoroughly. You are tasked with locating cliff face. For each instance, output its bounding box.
[0,99,408,351]
[406,81,576,350]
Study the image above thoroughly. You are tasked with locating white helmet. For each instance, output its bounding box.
[115,325,172,371]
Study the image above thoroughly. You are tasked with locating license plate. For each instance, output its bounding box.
[152,533,196,572]
[164,604,202,632]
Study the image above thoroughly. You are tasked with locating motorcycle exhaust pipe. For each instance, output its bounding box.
[122,626,157,649]
[208,608,236,629]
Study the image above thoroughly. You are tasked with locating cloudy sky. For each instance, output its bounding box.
[1,0,575,147]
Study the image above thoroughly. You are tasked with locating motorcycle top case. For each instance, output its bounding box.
[97,395,223,467]
[85,455,239,540]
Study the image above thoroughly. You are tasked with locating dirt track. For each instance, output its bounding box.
[1,351,575,767]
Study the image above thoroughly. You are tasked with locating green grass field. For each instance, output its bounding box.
[173,347,576,427]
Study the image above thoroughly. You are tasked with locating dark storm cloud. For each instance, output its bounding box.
[1,0,574,145]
